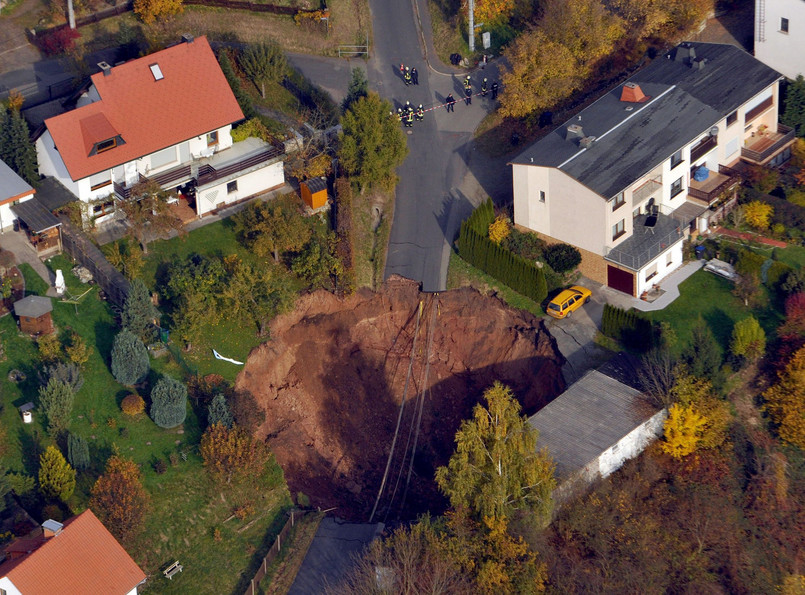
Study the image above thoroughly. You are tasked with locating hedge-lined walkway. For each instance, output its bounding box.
[713,227,788,249]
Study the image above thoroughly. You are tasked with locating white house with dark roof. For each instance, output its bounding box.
[0,159,35,233]
[511,42,795,297]
[35,35,285,223]
[529,368,665,498]
[754,0,805,80]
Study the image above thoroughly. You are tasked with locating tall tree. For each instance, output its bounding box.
[207,394,234,428]
[90,455,148,542]
[117,180,184,255]
[67,433,90,470]
[661,403,707,459]
[342,66,369,113]
[291,226,344,291]
[38,379,75,437]
[110,329,150,385]
[150,376,188,428]
[763,345,805,448]
[239,40,286,99]
[0,107,39,186]
[219,259,294,336]
[782,75,805,137]
[200,423,268,484]
[339,92,409,194]
[232,195,311,262]
[682,317,722,380]
[133,0,183,24]
[435,382,555,523]
[121,279,160,342]
[730,316,766,363]
[38,446,76,502]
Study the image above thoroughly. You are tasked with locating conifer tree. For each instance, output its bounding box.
[110,329,150,385]
[150,376,188,428]
[39,446,76,502]
[207,393,234,429]
[121,280,159,342]
[67,433,90,470]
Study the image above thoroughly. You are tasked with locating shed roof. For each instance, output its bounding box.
[35,176,78,211]
[10,198,61,233]
[0,509,146,595]
[303,176,328,194]
[13,295,53,318]
[511,42,782,199]
[0,158,34,204]
[528,369,660,479]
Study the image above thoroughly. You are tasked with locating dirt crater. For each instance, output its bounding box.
[236,277,566,521]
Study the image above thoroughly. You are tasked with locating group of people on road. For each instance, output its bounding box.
[458,74,499,107]
[394,101,425,128]
[400,63,419,86]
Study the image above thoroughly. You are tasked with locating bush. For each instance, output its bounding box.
[735,249,765,278]
[504,228,545,261]
[37,334,61,363]
[207,394,234,429]
[543,243,582,274]
[488,216,512,245]
[110,329,149,386]
[65,332,90,367]
[67,433,90,471]
[150,376,188,429]
[766,261,793,289]
[39,361,83,394]
[153,459,167,474]
[730,316,766,363]
[38,379,74,437]
[744,201,774,230]
[121,394,146,416]
[601,304,655,351]
[38,28,80,57]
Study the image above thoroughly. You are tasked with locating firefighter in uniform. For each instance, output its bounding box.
[481,78,488,97]
[463,75,472,105]
[416,104,424,121]
[404,67,412,86]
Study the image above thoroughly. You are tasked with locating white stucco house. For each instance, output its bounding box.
[0,159,35,233]
[529,367,666,500]
[35,35,284,224]
[0,510,146,594]
[511,42,795,297]
[754,0,805,80]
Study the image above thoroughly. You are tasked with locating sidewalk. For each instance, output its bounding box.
[597,261,705,313]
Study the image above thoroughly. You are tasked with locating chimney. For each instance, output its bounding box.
[620,82,650,103]
[692,57,707,70]
[566,123,584,140]
[674,43,696,64]
[97,61,112,76]
[182,33,194,44]
[42,519,63,538]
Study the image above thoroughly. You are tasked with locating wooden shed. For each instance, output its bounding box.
[300,177,328,210]
[13,295,54,335]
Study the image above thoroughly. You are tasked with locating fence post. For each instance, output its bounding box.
[291,510,294,527]
[277,534,280,550]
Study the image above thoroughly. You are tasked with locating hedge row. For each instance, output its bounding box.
[457,199,547,303]
[601,304,655,351]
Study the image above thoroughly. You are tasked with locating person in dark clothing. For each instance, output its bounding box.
[404,67,412,86]
[445,93,455,112]
[416,104,424,121]
[491,81,499,100]
[481,78,488,97]
[405,110,414,128]
[412,67,418,85]
[463,76,472,105]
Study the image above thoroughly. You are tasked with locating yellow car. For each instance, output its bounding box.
[546,286,592,319]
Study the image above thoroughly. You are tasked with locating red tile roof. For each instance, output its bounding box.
[0,510,146,594]
[44,36,244,181]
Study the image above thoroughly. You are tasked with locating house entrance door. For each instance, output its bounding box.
[607,265,635,296]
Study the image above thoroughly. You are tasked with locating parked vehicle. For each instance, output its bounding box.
[547,286,592,319]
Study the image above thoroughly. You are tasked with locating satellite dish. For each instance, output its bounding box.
[709,126,719,137]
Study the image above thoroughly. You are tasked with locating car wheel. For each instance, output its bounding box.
[566,310,572,318]
[585,297,590,304]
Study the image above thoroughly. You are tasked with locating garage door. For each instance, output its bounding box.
[607,265,635,296]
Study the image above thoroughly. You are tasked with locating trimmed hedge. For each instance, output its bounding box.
[457,199,548,304]
[601,304,656,351]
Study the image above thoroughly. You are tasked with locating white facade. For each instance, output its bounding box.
[0,576,138,595]
[755,0,805,80]
[0,193,34,234]
[196,160,284,217]
[596,409,667,478]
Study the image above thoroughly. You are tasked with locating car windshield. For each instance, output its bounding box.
[548,303,562,312]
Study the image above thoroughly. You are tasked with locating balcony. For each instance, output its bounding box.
[687,164,741,206]
[632,176,662,206]
[197,145,283,188]
[741,123,796,164]
[690,135,718,163]
[605,213,685,271]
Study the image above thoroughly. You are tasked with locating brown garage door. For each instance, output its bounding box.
[607,265,635,296]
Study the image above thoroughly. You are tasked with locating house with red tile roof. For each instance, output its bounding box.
[35,35,285,223]
[0,510,146,595]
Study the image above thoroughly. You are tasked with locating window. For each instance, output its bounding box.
[150,146,176,169]
[670,149,683,169]
[227,180,238,194]
[746,96,774,123]
[646,263,658,281]
[726,110,738,126]
[667,252,673,266]
[207,131,218,146]
[670,177,683,198]
[612,192,625,211]
[89,171,111,191]
[539,190,546,203]
[612,219,625,241]
[633,207,641,219]
[781,17,789,33]
[150,63,164,80]
[95,138,116,153]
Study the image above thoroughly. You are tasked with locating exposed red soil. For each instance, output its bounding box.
[236,277,566,521]
[713,227,788,248]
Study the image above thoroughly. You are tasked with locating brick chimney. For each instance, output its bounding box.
[620,82,649,103]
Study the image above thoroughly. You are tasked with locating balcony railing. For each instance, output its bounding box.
[197,147,283,187]
[690,135,718,163]
[632,176,662,205]
[687,164,741,205]
[148,164,192,188]
[741,123,796,164]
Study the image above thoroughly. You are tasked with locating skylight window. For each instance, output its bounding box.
[150,64,164,81]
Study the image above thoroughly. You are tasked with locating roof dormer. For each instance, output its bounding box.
[79,113,125,157]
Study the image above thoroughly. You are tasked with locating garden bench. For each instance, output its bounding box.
[163,561,183,580]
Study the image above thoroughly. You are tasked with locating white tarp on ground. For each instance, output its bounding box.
[212,349,244,365]
[703,258,737,281]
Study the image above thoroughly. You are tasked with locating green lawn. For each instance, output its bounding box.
[773,244,805,270]
[644,269,782,353]
[446,249,544,316]
[1,259,291,594]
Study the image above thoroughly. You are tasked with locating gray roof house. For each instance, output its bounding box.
[0,158,35,233]
[529,369,665,499]
[511,42,795,298]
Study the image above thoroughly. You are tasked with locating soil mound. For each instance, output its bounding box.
[236,277,566,521]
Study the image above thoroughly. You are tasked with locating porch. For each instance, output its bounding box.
[741,123,796,165]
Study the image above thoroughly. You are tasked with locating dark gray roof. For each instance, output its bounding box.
[0,159,34,202]
[13,295,53,318]
[35,177,77,211]
[605,212,685,271]
[303,176,327,194]
[512,42,783,199]
[11,198,61,233]
[529,369,660,479]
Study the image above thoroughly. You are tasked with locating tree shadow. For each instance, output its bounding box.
[703,308,736,351]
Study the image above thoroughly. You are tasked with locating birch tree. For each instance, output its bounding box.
[435,382,555,523]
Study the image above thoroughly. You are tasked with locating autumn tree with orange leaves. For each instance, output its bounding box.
[90,455,149,542]
[200,423,268,484]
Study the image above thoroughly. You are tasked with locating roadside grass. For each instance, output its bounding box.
[258,511,324,594]
[2,260,292,594]
[427,0,470,67]
[352,191,394,289]
[643,269,782,354]
[446,248,544,316]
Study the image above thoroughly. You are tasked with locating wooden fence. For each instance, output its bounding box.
[245,509,308,595]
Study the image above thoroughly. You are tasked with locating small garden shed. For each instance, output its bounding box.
[13,295,54,335]
[300,177,328,210]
